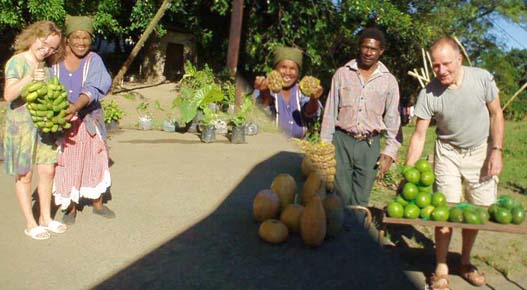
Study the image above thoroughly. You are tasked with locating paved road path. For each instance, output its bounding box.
[0,130,524,290]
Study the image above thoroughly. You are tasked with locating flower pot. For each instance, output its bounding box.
[163,120,176,132]
[214,119,228,135]
[230,125,246,144]
[200,125,216,143]
[245,122,259,136]
[106,120,120,132]
[138,116,153,130]
[187,111,202,133]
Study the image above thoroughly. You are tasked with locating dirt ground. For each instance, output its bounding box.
[0,84,526,290]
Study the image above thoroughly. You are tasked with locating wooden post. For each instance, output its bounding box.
[111,0,173,92]
[226,0,244,106]
[502,81,527,111]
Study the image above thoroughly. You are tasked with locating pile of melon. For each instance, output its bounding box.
[253,170,344,247]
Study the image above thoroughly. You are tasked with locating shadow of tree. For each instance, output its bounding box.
[94,152,420,290]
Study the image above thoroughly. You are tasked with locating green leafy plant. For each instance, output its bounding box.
[137,100,163,118]
[199,107,218,127]
[230,96,253,127]
[172,61,224,124]
[221,80,236,106]
[305,118,322,144]
[102,100,125,124]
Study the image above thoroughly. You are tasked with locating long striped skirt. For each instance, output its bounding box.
[53,117,111,210]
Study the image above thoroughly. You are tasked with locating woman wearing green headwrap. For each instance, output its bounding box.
[52,15,114,224]
[253,46,323,138]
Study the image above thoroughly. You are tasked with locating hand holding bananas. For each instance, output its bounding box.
[254,76,269,91]
[21,76,72,133]
[63,94,90,122]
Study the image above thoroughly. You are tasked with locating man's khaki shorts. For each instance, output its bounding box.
[434,139,498,206]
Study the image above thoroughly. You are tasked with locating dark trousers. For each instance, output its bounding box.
[333,130,380,206]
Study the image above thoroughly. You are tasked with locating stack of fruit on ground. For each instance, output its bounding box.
[253,172,345,247]
[386,159,453,222]
[22,76,71,134]
[488,195,526,225]
[295,139,337,193]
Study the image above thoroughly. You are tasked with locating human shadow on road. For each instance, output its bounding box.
[93,151,421,290]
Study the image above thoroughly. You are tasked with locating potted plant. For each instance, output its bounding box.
[136,101,153,130]
[199,107,217,143]
[172,61,224,133]
[163,112,178,132]
[221,80,236,114]
[229,96,253,144]
[102,100,125,132]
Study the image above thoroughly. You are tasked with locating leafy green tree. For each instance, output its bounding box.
[478,48,527,120]
[1,0,526,120]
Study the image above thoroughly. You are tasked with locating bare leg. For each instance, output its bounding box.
[14,171,39,231]
[459,229,485,286]
[460,229,478,265]
[435,226,453,275]
[92,196,103,210]
[36,164,55,226]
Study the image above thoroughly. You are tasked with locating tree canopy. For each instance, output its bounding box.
[1,0,526,118]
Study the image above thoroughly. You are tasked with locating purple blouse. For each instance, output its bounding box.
[53,52,112,139]
[255,83,321,139]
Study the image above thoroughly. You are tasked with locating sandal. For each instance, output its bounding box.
[459,264,485,287]
[24,226,50,240]
[429,273,452,290]
[41,220,67,234]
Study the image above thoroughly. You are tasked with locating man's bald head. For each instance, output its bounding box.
[430,37,461,56]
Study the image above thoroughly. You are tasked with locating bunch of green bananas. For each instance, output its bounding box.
[22,76,72,133]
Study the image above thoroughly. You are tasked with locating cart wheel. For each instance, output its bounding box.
[347,205,372,230]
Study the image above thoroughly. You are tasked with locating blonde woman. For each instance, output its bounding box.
[3,20,67,240]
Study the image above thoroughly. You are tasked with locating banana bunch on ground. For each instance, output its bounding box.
[22,77,71,133]
[267,70,284,93]
[294,139,337,192]
[299,76,320,96]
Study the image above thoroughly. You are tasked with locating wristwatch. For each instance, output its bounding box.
[491,146,503,151]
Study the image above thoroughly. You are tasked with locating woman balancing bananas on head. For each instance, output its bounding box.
[3,20,68,240]
[253,47,323,139]
[52,15,114,224]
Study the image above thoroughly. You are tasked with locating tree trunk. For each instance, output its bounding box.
[226,0,244,107]
[141,37,166,83]
[111,0,173,92]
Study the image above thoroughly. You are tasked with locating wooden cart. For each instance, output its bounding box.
[378,209,527,244]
